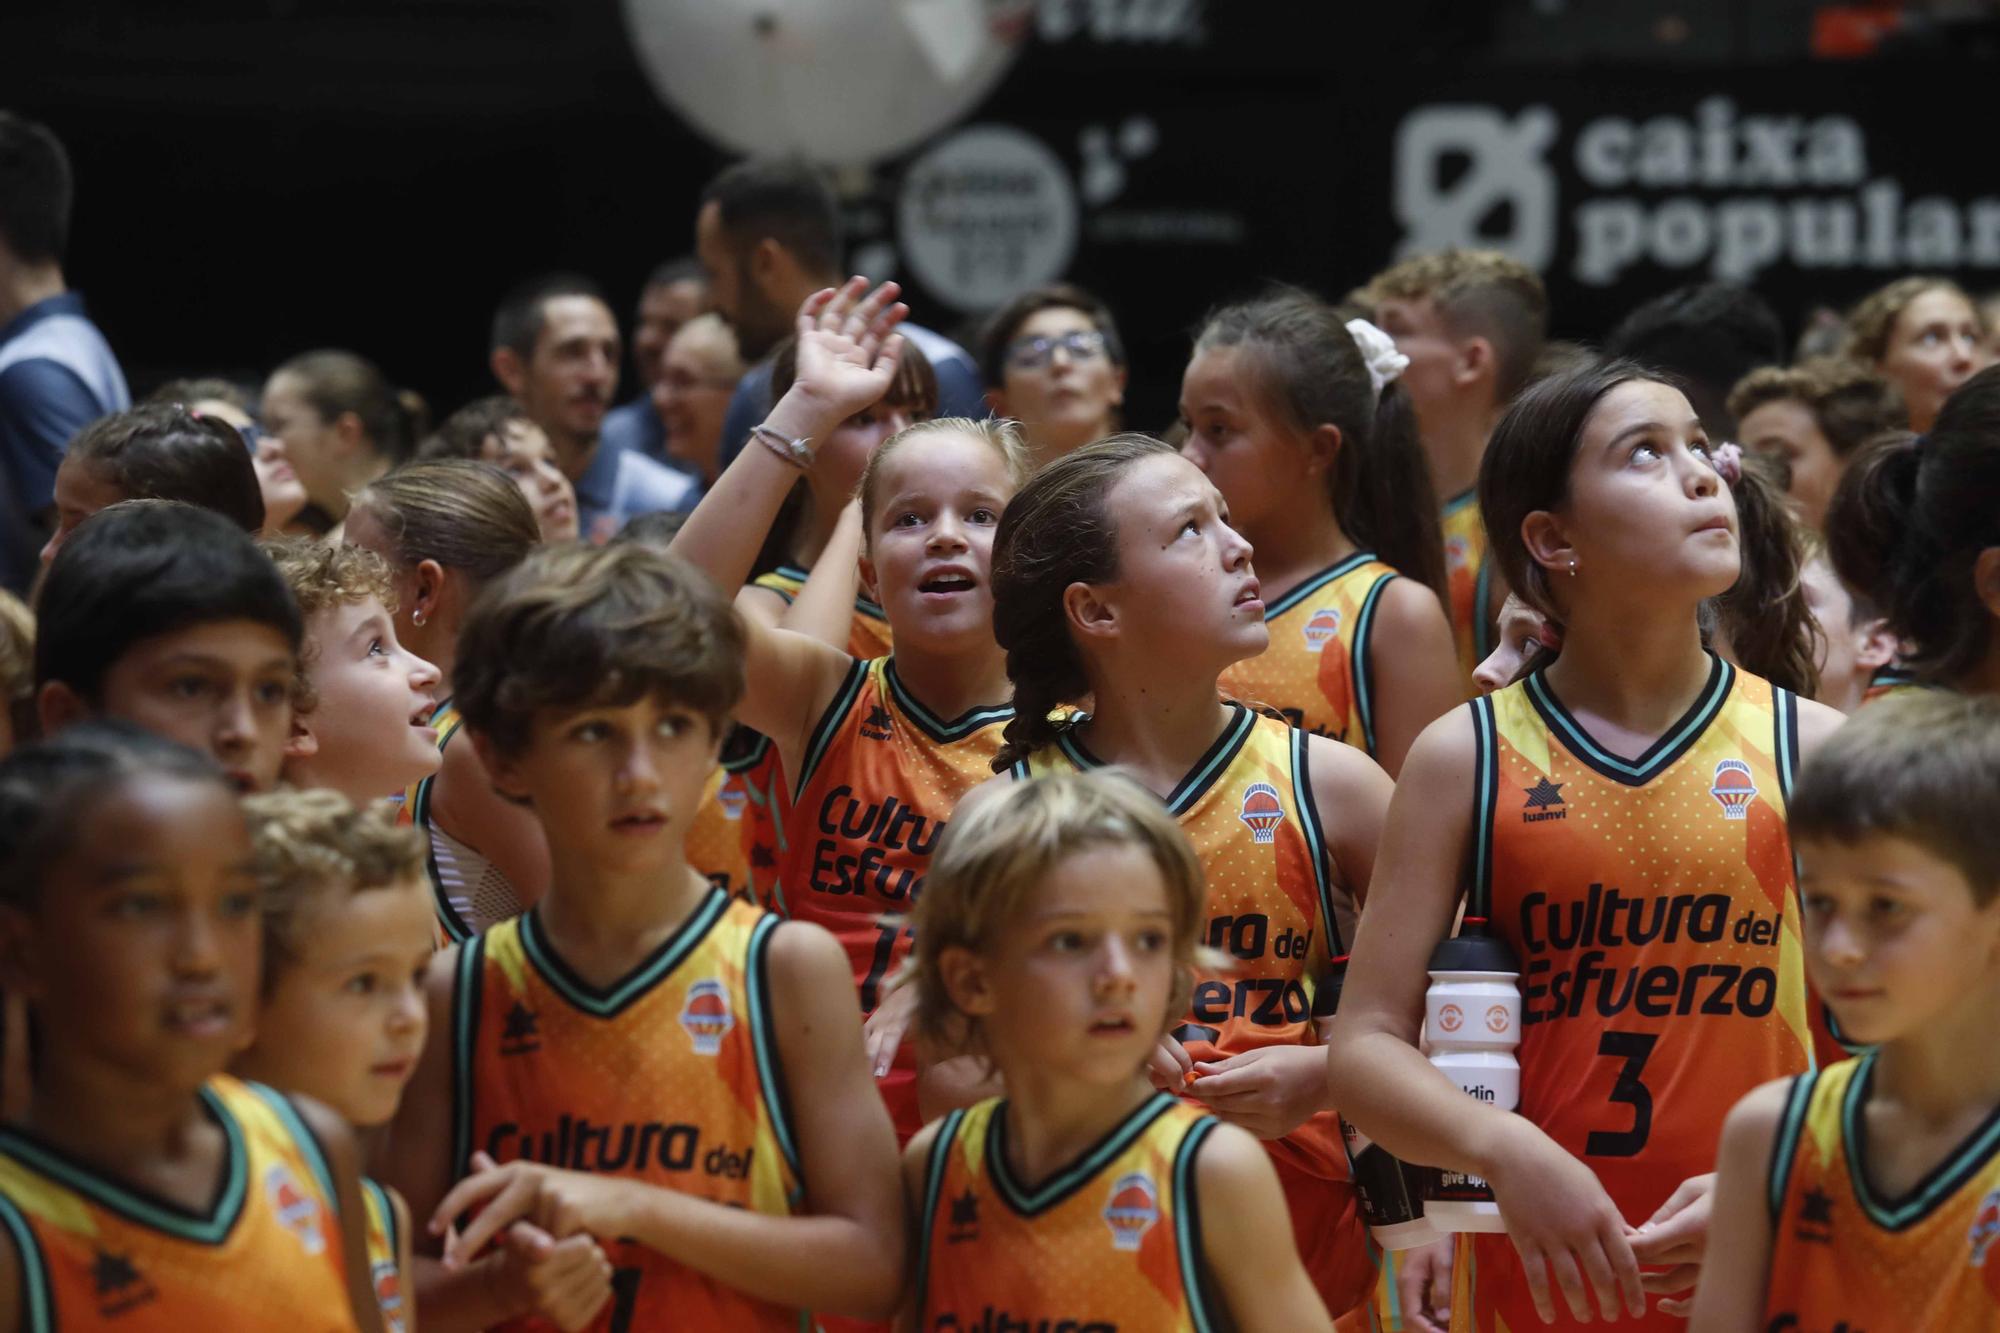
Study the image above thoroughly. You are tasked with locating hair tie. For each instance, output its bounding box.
[1345,318,1409,407]
[1711,440,1744,485]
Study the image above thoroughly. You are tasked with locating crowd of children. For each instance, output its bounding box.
[2,163,1999,1333]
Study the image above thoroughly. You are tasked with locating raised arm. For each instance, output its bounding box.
[1324,709,1646,1326]
[779,498,869,650]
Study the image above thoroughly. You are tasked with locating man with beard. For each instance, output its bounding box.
[695,157,983,470]
[489,272,696,542]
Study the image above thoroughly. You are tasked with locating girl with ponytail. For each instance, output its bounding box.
[1181,289,1461,776]
[1826,363,2000,698]
[1327,358,1846,1332]
[972,432,1395,1319]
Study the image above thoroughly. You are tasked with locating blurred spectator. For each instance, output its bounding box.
[1605,282,1785,437]
[1843,274,1991,433]
[694,157,982,469]
[978,283,1127,466]
[261,349,423,534]
[1726,358,1906,532]
[419,395,579,545]
[0,111,128,592]
[489,272,693,542]
[148,377,308,536]
[650,313,742,490]
[600,257,707,472]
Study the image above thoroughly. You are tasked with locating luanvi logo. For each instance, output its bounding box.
[1394,98,2000,286]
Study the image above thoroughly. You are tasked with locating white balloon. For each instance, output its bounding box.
[622,0,1031,167]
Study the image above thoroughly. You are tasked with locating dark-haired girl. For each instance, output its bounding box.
[1827,363,2000,700]
[975,432,1394,1319]
[1181,292,1461,777]
[1327,359,1844,1331]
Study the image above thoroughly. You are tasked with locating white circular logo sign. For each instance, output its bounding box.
[898,125,1079,311]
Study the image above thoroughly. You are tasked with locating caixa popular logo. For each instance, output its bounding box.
[1394,97,2000,287]
[1102,1172,1159,1251]
[679,979,735,1055]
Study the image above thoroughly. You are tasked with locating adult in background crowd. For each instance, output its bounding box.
[488,272,695,542]
[599,256,707,472]
[695,156,983,468]
[261,348,423,535]
[649,312,742,490]
[1843,274,1991,434]
[0,111,128,592]
[977,283,1126,467]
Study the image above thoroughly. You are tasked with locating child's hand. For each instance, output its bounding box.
[1147,1034,1192,1091]
[1185,1045,1330,1138]
[782,278,908,426]
[496,1220,615,1332]
[433,1153,638,1268]
[1396,1233,1455,1333]
[863,977,917,1078]
[1484,1121,1646,1325]
[1627,1172,1713,1317]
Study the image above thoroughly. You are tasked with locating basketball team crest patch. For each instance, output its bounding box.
[1710,759,1757,819]
[1970,1189,2000,1267]
[265,1164,326,1256]
[1239,783,1286,844]
[1102,1172,1159,1252]
[1301,607,1342,651]
[373,1255,406,1333]
[679,979,735,1055]
[716,775,749,820]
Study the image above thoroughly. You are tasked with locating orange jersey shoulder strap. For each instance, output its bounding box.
[1765,1054,2000,1330]
[915,1095,1224,1333]
[1218,551,1400,756]
[1441,490,1494,688]
[360,1178,405,1333]
[0,1077,358,1332]
[751,566,894,659]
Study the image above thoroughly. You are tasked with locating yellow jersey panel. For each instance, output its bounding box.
[453,893,803,1331]
[0,1076,358,1332]
[1764,1054,2000,1331]
[916,1095,1224,1333]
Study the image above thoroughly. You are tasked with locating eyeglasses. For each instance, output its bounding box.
[1005,329,1109,370]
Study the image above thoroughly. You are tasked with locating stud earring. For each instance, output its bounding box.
[412,608,427,628]
[1568,559,1577,577]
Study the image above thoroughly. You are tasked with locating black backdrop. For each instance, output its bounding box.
[6,1,1998,432]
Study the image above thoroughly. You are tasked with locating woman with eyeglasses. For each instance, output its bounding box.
[978,283,1129,466]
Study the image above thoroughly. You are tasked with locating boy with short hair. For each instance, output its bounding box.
[384,542,904,1331]
[34,499,301,792]
[231,787,612,1333]
[260,538,442,805]
[1692,692,2000,1328]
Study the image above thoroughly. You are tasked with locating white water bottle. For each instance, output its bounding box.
[1421,922,1521,1234]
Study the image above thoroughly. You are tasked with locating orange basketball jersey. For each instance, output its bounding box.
[686,727,780,904]
[1219,551,1402,758]
[1861,665,1930,706]
[361,1177,405,1333]
[916,1094,1225,1332]
[1764,1054,2000,1331]
[751,565,894,661]
[451,892,803,1331]
[1442,489,1494,689]
[1012,708,1346,1159]
[1458,656,1813,1331]
[776,656,1010,1136]
[397,699,526,946]
[0,1076,359,1332]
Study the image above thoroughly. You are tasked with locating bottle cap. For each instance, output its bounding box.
[1427,932,1519,974]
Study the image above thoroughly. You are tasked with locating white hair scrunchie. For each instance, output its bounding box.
[1345,318,1410,407]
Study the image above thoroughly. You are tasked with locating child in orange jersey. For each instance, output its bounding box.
[903,771,1331,1333]
[1180,289,1460,776]
[343,460,548,940]
[229,787,610,1333]
[1694,692,2000,1329]
[383,541,904,1330]
[0,722,383,1332]
[1327,357,1847,1332]
[669,279,1025,1141]
[956,433,1395,1319]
